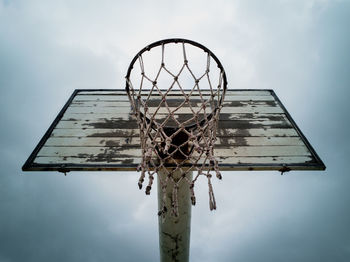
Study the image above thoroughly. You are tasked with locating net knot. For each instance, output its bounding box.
[138,168,145,189]
[190,182,196,205]
[215,170,222,180]
[145,147,153,161]
[164,137,172,154]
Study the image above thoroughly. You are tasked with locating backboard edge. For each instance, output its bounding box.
[271,90,326,170]
[22,90,79,171]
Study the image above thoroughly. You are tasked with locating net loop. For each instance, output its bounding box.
[208,177,217,211]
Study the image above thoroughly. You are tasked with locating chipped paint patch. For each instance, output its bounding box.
[22,89,325,171]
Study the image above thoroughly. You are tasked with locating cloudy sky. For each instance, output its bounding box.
[1,0,349,261]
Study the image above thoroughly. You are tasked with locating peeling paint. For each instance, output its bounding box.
[22,89,325,172]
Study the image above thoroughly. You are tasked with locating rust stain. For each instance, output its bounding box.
[84,147,138,163]
[162,232,181,262]
[87,130,138,137]
[105,140,121,147]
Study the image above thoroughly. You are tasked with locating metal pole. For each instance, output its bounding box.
[157,170,193,262]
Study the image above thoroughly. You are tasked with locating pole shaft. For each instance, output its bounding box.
[157,170,193,262]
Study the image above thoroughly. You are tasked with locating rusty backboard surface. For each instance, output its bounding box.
[22,89,325,172]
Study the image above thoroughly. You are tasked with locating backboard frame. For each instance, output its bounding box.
[22,89,326,172]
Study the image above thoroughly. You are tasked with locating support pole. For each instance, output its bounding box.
[157,170,193,262]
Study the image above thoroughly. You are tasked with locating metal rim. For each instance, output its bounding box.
[125,38,227,97]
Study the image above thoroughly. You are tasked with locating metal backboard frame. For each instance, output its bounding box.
[22,89,325,172]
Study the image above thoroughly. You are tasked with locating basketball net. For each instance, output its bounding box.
[125,39,227,218]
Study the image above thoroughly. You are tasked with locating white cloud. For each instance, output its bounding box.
[1,0,349,261]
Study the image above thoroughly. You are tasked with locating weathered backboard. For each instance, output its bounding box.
[22,89,325,172]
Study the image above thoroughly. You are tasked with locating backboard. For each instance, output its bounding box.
[22,89,325,172]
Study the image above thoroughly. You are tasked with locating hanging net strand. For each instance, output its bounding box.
[125,38,227,217]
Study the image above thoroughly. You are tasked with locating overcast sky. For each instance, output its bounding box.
[1,0,349,261]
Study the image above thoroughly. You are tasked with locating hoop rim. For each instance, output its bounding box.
[125,38,227,95]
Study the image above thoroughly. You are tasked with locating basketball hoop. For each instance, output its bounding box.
[22,37,325,262]
[125,38,227,217]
